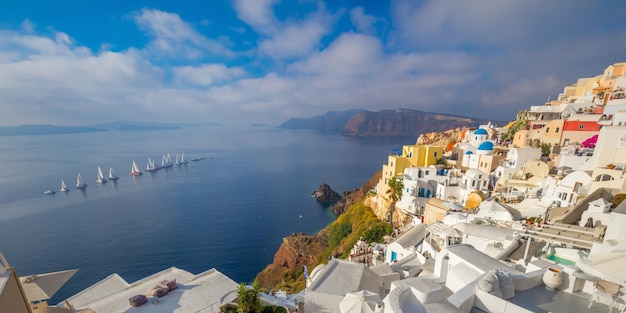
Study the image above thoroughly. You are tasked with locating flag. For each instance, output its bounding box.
[303,264,309,280]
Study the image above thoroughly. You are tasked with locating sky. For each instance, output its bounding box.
[1,0,626,127]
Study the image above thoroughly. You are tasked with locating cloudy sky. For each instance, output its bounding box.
[1,0,625,126]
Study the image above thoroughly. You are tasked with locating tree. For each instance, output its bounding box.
[539,142,551,157]
[386,177,404,228]
[237,280,262,313]
[501,111,528,142]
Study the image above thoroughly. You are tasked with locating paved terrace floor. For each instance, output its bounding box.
[471,286,617,313]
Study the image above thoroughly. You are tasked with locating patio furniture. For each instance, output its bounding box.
[588,279,621,313]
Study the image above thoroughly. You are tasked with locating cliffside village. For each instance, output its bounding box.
[3,62,626,313]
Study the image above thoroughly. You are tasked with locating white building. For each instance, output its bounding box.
[304,258,384,313]
[542,170,592,207]
[495,147,542,182]
[458,169,489,206]
[385,224,426,264]
[396,166,448,216]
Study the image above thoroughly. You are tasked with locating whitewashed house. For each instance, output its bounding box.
[543,170,592,207]
[385,224,426,264]
[494,147,542,182]
[396,166,448,216]
[459,169,489,206]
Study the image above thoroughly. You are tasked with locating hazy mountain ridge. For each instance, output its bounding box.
[0,124,106,136]
[278,109,368,133]
[0,121,221,136]
[280,109,502,136]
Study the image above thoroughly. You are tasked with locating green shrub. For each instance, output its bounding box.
[329,223,352,247]
[361,222,393,243]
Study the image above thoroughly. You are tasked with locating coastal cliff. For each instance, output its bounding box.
[280,108,499,136]
[256,171,382,290]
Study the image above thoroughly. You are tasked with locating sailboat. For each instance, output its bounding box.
[161,155,172,168]
[165,153,173,167]
[96,166,107,184]
[108,167,119,180]
[76,173,87,189]
[175,154,181,166]
[130,160,143,176]
[60,180,69,192]
[180,153,189,165]
[146,157,157,172]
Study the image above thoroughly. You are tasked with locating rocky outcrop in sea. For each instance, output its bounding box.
[312,183,341,202]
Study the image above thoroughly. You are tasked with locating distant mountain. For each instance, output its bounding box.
[279,109,502,136]
[88,121,220,131]
[0,124,106,136]
[279,109,367,133]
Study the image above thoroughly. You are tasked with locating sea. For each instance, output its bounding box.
[0,125,415,304]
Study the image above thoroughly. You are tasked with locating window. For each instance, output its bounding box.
[546,127,550,133]
[579,125,584,129]
[595,174,614,182]
[556,127,560,133]
[434,152,438,157]
[472,181,476,187]
[425,170,430,175]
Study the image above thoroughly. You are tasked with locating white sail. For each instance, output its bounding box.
[181,153,188,164]
[76,173,87,189]
[96,166,107,183]
[60,180,69,192]
[175,154,181,165]
[162,155,167,167]
[109,167,119,180]
[131,160,142,176]
[146,158,157,172]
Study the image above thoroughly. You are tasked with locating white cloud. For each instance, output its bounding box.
[232,0,279,34]
[133,8,233,59]
[258,14,331,59]
[2,2,626,127]
[173,64,245,86]
[350,7,376,34]
[0,30,165,125]
[234,0,333,60]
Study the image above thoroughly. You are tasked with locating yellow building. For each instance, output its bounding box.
[539,119,565,146]
[377,144,444,201]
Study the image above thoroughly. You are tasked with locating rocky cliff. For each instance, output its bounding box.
[416,127,471,147]
[255,171,381,290]
[279,108,500,136]
[329,171,381,215]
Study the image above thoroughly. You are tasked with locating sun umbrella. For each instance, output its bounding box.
[20,269,78,302]
[339,290,382,313]
[585,252,626,284]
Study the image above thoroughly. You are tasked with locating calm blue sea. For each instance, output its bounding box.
[0,126,414,303]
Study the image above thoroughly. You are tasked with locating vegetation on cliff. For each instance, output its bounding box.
[255,196,391,293]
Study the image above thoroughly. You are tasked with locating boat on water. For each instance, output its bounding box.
[175,154,181,166]
[76,173,88,189]
[146,157,158,172]
[130,160,143,176]
[60,180,69,192]
[180,153,189,165]
[161,154,173,168]
[165,153,174,167]
[96,166,107,184]
[44,189,55,195]
[108,167,119,180]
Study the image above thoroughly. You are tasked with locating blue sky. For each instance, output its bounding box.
[1,0,626,126]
